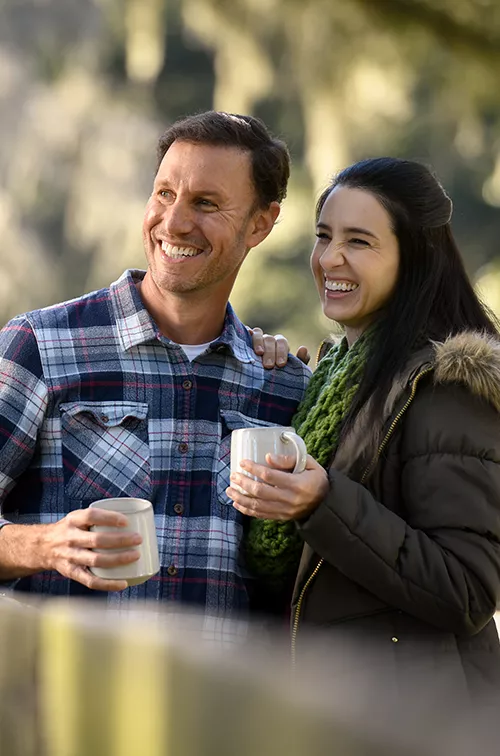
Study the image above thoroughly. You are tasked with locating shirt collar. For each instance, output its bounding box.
[110,269,158,351]
[209,302,257,364]
[110,269,257,364]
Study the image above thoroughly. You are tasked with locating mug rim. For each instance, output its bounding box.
[233,425,294,434]
[89,497,152,514]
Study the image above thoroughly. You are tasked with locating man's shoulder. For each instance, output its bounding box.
[245,349,312,392]
[278,353,313,382]
[20,283,113,332]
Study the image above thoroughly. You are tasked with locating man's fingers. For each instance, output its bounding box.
[69,507,129,529]
[67,564,129,592]
[73,546,141,570]
[74,530,142,551]
[296,345,310,365]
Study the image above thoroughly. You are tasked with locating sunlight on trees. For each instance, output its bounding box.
[0,0,499,350]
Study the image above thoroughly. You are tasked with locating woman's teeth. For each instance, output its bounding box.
[325,281,359,292]
[161,242,202,258]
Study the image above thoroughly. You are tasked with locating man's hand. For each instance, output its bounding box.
[40,508,142,590]
[250,327,310,368]
[226,453,329,521]
[0,509,143,591]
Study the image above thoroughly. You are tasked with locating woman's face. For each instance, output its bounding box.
[311,186,400,344]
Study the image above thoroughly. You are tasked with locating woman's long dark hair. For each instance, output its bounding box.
[316,157,499,432]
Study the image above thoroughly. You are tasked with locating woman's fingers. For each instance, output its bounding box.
[273,334,289,367]
[296,345,311,365]
[228,488,291,520]
[250,327,265,355]
[249,327,290,368]
[228,455,329,520]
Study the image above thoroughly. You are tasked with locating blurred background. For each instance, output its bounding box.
[1,0,500,352]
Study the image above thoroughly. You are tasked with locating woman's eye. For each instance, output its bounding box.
[315,232,330,241]
[349,237,369,246]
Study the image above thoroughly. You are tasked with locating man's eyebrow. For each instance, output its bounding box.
[192,189,224,198]
[153,181,223,199]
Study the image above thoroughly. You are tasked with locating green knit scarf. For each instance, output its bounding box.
[243,331,372,582]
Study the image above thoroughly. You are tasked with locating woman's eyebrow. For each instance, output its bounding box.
[344,226,378,239]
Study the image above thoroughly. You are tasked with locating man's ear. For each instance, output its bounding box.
[247,201,281,249]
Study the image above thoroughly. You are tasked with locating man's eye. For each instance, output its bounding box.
[159,190,172,199]
[197,199,216,208]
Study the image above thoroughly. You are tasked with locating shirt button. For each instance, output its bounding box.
[173,503,184,515]
[101,415,109,423]
[167,565,178,576]
[178,442,188,453]
[182,379,193,390]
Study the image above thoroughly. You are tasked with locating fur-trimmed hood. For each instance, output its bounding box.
[433,332,500,414]
[331,330,500,476]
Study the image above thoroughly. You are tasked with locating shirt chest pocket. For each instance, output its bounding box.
[216,410,278,508]
[60,401,151,505]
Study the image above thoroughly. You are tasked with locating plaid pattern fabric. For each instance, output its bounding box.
[0,270,310,615]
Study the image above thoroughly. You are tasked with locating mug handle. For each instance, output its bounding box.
[280,431,307,473]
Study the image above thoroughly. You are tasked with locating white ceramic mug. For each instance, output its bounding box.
[89,498,160,586]
[230,426,307,493]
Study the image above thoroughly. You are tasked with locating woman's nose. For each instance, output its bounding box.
[321,240,346,270]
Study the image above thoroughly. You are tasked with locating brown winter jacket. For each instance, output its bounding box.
[292,332,500,696]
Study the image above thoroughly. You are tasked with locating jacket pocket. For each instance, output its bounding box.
[60,401,151,504]
[216,410,278,508]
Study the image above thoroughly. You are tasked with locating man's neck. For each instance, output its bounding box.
[137,274,228,345]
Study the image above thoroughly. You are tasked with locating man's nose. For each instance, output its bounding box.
[162,199,194,236]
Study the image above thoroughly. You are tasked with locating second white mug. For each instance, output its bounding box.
[230,426,307,492]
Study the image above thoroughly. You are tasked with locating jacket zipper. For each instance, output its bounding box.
[290,366,433,664]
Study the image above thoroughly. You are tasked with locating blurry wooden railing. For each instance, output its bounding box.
[1,595,499,756]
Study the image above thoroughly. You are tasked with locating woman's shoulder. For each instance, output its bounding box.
[432,331,500,413]
[404,331,500,458]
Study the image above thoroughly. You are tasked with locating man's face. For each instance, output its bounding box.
[142,140,268,297]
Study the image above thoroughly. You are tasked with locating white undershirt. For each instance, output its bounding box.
[178,342,213,361]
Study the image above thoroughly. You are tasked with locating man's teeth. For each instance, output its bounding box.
[325,280,359,292]
[161,242,202,258]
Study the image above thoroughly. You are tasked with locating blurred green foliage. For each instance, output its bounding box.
[1,0,500,351]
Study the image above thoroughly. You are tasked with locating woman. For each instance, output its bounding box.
[228,157,500,696]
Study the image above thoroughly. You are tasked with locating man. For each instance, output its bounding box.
[0,111,310,617]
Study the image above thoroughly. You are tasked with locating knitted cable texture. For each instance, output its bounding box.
[243,332,372,581]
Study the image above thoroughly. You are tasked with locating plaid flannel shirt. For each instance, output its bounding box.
[0,269,310,615]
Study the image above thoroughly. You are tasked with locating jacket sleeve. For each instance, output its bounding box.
[297,381,500,636]
[0,317,48,522]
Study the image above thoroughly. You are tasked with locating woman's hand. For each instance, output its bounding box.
[250,327,310,368]
[227,453,329,521]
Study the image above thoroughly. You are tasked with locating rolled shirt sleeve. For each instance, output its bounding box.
[0,317,48,525]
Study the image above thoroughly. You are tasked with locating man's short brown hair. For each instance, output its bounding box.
[156,111,290,208]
